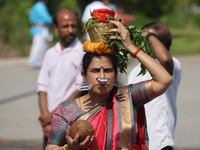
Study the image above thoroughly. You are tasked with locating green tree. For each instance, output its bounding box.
[0,0,33,56]
[0,0,200,57]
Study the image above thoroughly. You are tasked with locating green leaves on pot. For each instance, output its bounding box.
[107,19,155,75]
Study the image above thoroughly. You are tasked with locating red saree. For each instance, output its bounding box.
[79,83,149,150]
[48,82,149,150]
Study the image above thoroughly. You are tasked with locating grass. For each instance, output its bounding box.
[169,27,200,55]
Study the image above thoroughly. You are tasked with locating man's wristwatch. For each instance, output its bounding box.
[146,32,157,40]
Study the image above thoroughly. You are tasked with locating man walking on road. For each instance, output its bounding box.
[127,22,181,150]
[37,8,84,149]
[28,0,53,69]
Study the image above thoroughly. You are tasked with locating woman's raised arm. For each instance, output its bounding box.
[109,20,172,97]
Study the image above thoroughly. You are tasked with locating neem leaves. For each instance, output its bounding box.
[107,19,155,75]
[84,9,155,75]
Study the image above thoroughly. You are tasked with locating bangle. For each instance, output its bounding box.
[63,144,67,150]
[131,48,141,58]
[146,33,157,40]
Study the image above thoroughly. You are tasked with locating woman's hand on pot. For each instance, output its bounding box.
[108,20,137,53]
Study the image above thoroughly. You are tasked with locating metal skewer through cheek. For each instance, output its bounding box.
[96,78,110,84]
[79,78,114,91]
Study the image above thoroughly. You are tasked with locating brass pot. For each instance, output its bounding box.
[88,23,113,42]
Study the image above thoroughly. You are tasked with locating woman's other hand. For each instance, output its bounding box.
[65,126,94,150]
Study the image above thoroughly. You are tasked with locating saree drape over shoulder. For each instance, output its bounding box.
[48,81,150,150]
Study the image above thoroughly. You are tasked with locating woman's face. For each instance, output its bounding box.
[82,56,117,95]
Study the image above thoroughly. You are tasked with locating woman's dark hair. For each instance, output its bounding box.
[78,53,119,97]
[142,22,172,51]
[82,53,119,76]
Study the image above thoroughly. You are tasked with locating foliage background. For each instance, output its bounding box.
[0,0,200,57]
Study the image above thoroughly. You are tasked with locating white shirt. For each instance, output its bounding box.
[81,1,109,41]
[37,38,84,112]
[127,58,181,150]
[82,1,109,23]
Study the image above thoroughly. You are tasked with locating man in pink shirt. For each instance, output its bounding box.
[37,8,84,149]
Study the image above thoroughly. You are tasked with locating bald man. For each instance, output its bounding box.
[37,8,84,149]
[128,22,181,150]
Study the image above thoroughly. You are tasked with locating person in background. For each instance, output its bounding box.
[81,0,109,41]
[37,8,84,149]
[102,0,117,11]
[127,22,181,150]
[115,6,136,24]
[28,0,53,69]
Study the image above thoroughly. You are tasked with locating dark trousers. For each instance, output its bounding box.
[161,146,173,150]
[43,136,48,150]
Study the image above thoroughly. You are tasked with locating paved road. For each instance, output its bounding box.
[0,55,199,150]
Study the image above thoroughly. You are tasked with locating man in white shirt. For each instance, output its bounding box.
[37,8,84,149]
[127,22,181,150]
[81,0,109,41]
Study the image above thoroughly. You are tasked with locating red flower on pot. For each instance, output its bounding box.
[92,8,115,23]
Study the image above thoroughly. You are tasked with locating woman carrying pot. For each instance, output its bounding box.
[45,9,172,150]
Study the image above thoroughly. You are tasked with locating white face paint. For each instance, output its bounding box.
[64,15,69,19]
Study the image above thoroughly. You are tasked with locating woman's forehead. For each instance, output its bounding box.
[89,56,113,68]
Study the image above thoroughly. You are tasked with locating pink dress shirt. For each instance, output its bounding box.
[37,38,84,112]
